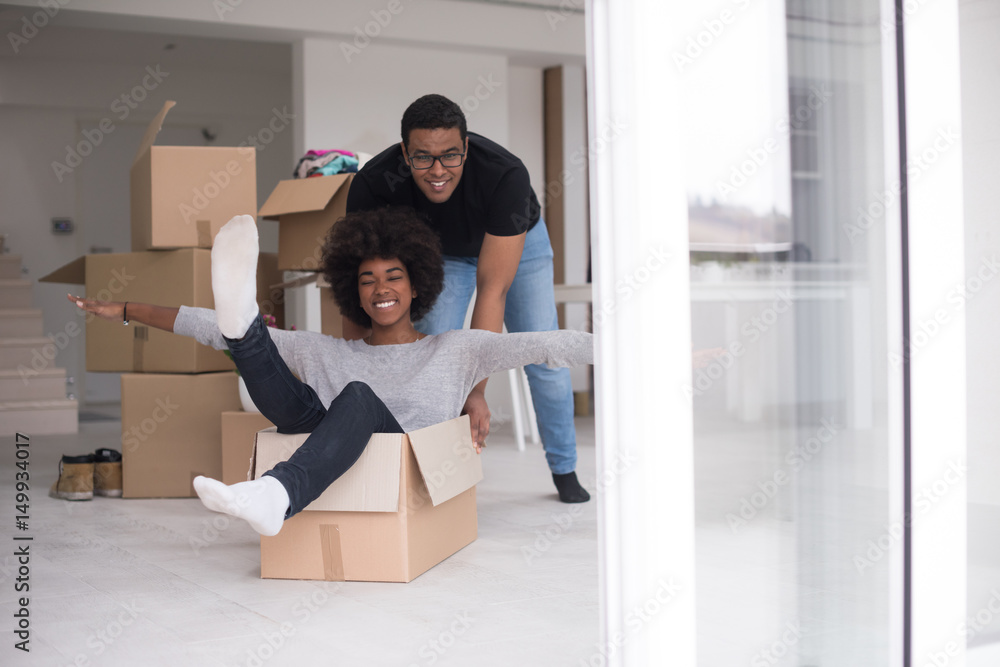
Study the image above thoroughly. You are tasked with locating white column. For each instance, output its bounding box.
[900,0,968,664]
[587,1,697,665]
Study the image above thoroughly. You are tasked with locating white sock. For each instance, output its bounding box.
[212,214,259,339]
[193,475,289,537]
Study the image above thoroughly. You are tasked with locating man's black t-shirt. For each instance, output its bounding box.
[346,132,541,257]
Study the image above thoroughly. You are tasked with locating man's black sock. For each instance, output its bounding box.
[552,471,590,503]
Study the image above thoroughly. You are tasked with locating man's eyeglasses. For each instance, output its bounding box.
[407,152,466,170]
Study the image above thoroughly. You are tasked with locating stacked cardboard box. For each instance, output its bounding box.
[0,253,78,437]
[39,100,278,497]
[258,173,353,272]
[258,171,353,335]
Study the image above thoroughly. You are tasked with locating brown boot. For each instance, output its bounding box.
[49,454,95,501]
[93,448,123,498]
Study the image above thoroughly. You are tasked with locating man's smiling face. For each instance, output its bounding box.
[402,127,467,204]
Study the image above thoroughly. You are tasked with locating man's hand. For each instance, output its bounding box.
[462,390,491,453]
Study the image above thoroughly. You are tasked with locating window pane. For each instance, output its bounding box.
[685,1,897,664]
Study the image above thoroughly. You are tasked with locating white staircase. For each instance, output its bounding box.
[0,255,78,436]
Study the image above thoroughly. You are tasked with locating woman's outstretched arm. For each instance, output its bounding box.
[66,294,179,332]
[463,329,594,387]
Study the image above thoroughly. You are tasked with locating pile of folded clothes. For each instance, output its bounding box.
[293,149,368,179]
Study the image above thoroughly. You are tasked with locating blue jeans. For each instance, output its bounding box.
[414,220,578,475]
[226,314,403,517]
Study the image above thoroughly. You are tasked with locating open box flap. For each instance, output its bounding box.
[252,429,402,512]
[131,100,177,168]
[407,415,482,507]
[258,174,352,219]
[38,255,87,284]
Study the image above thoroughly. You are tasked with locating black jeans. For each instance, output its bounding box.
[225,314,403,517]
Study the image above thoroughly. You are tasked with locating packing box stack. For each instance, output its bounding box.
[258,173,353,271]
[40,250,283,373]
[131,101,257,251]
[252,416,481,583]
[39,100,277,497]
[120,372,241,498]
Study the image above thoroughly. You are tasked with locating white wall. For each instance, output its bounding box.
[293,38,510,156]
[0,27,293,403]
[508,65,546,204]
[960,0,1000,506]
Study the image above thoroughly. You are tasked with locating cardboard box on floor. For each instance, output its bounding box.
[252,415,481,583]
[131,101,257,251]
[121,372,241,498]
[221,410,273,485]
[258,174,353,271]
[39,250,284,373]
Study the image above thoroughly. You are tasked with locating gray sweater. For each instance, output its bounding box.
[174,306,593,432]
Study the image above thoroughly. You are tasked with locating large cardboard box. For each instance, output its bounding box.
[252,416,481,583]
[221,410,273,485]
[131,101,257,251]
[40,250,284,373]
[121,372,241,498]
[258,174,353,271]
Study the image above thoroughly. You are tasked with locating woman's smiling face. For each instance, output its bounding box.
[357,256,417,328]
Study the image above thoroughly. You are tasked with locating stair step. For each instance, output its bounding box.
[0,308,44,338]
[0,368,67,401]
[0,398,78,436]
[0,255,22,280]
[0,337,57,369]
[0,279,32,308]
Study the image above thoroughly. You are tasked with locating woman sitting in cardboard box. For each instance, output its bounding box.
[69,209,593,537]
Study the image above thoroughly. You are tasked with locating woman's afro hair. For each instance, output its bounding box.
[321,206,444,328]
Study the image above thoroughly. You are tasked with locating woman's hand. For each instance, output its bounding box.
[66,293,124,323]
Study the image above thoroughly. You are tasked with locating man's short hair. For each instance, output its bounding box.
[400,94,467,148]
[321,207,445,328]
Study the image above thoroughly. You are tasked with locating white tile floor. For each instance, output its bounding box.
[0,409,599,667]
[7,407,1000,666]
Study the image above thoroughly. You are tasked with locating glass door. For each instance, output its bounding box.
[682,1,900,663]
